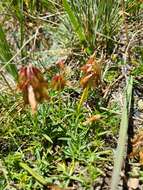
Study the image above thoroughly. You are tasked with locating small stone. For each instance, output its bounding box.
[128,177,139,189]
[138,99,143,111]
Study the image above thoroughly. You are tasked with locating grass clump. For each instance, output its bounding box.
[63,0,121,54]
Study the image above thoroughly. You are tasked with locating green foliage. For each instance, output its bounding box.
[63,0,121,53]
[62,0,86,44]
[0,25,18,80]
[131,63,143,77]
[126,0,143,16]
[0,91,119,189]
[19,162,48,186]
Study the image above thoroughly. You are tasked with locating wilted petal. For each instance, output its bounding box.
[80,55,101,89]
[28,85,37,114]
[17,65,49,113]
[80,73,94,88]
[139,151,143,165]
[81,64,93,74]
[83,114,101,125]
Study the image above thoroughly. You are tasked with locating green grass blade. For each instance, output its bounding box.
[62,0,86,43]
[111,76,133,190]
[12,0,25,58]
[0,24,18,80]
[19,162,48,186]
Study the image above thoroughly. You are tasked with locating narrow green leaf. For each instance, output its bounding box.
[19,162,48,186]
[0,24,18,80]
[111,76,133,190]
[62,0,86,43]
[43,134,53,144]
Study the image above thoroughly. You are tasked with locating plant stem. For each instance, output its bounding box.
[77,85,89,114]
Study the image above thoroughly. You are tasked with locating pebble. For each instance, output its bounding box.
[138,99,143,111]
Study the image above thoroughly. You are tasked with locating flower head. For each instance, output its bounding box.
[51,74,66,91]
[80,54,101,89]
[18,65,49,113]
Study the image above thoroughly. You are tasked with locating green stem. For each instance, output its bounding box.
[58,90,62,112]
[32,112,38,131]
[77,85,89,114]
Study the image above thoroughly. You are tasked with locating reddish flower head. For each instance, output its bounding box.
[51,74,66,91]
[17,65,49,113]
[80,55,101,89]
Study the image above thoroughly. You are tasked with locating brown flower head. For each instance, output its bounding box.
[18,65,49,113]
[80,54,101,89]
[51,74,66,91]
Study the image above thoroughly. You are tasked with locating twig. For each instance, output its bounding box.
[103,74,124,99]
[125,28,143,56]
[25,12,60,26]
[100,106,121,115]
[0,71,14,93]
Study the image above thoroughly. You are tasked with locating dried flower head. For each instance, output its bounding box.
[129,130,143,165]
[18,65,49,113]
[80,54,101,89]
[51,74,66,91]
